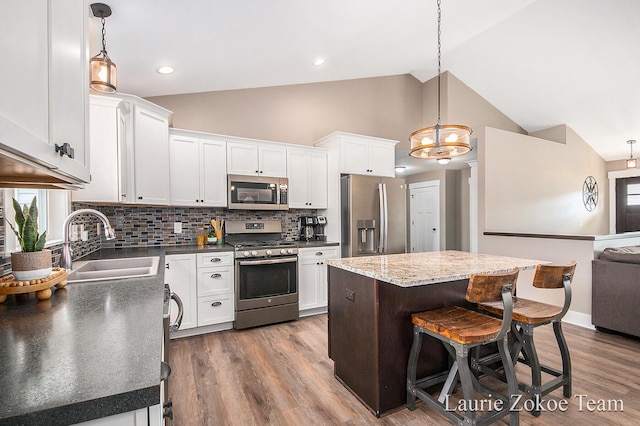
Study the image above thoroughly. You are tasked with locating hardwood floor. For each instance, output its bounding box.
[169,315,640,425]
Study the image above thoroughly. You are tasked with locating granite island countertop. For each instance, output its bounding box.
[0,249,166,426]
[325,250,545,287]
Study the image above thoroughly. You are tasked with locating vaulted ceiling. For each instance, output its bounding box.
[96,0,640,163]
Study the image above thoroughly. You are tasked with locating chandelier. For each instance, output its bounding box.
[409,0,472,160]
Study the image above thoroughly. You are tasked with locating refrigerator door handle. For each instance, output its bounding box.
[378,183,384,253]
[383,183,388,253]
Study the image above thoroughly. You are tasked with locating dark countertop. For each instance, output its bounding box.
[295,240,340,248]
[0,248,166,426]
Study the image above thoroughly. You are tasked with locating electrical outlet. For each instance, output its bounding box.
[71,225,79,242]
[97,223,101,235]
[174,222,182,234]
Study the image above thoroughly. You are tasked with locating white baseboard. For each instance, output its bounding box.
[563,310,595,330]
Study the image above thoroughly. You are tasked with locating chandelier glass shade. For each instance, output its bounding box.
[627,139,637,169]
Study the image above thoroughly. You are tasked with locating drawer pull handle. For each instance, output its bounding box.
[210,258,221,262]
[210,273,222,278]
[315,252,323,256]
[211,301,222,307]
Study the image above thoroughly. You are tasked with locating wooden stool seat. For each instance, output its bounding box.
[480,297,563,325]
[406,268,520,426]
[412,306,504,344]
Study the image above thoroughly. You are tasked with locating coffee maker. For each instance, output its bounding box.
[298,216,327,241]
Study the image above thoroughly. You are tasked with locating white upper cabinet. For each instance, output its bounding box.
[170,130,227,207]
[133,105,171,204]
[72,94,171,205]
[227,141,287,177]
[1,0,89,183]
[287,148,328,209]
[315,132,398,178]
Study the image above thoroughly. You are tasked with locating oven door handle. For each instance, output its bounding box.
[169,291,184,332]
[239,257,297,266]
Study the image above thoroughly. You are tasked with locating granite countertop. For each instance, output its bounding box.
[0,249,166,425]
[325,250,545,287]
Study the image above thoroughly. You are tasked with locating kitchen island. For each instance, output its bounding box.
[325,250,544,417]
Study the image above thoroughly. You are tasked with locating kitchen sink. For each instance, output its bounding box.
[67,256,160,283]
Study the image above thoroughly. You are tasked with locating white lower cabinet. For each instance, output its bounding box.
[298,246,339,314]
[74,405,159,426]
[165,254,197,330]
[166,251,235,337]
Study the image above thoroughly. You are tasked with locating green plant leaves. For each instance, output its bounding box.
[9,196,47,252]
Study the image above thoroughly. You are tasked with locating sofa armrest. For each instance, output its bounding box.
[592,259,640,337]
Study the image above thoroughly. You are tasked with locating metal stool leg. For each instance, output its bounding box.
[498,335,520,426]
[406,326,423,411]
[553,321,572,397]
[520,324,542,417]
[455,350,477,423]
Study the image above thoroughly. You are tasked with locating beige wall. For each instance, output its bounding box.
[147,75,423,148]
[482,126,608,235]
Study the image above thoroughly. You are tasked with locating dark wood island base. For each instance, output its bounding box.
[328,266,472,416]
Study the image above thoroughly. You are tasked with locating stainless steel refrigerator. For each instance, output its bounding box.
[340,175,407,258]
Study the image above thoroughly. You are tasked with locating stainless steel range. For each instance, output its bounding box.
[226,220,299,329]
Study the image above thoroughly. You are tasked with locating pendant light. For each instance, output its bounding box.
[409,0,472,160]
[627,140,637,169]
[90,3,117,93]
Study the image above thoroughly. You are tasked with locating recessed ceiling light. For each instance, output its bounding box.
[313,58,325,66]
[157,66,175,74]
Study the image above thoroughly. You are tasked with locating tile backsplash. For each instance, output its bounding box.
[0,190,316,276]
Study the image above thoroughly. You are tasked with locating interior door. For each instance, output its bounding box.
[409,181,440,252]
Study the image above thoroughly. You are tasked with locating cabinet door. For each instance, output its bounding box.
[368,142,396,177]
[340,139,369,175]
[200,139,227,206]
[259,145,287,177]
[286,150,310,208]
[133,105,170,204]
[49,0,89,182]
[308,151,328,208]
[170,134,200,206]
[298,259,320,311]
[227,142,259,175]
[1,0,89,183]
[165,254,197,330]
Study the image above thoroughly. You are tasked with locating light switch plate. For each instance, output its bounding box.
[174,222,182,234]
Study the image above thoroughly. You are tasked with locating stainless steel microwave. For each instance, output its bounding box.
[228,175,288,210]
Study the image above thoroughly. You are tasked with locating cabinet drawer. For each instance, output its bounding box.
[298,247,339,261]
[197,266,234,297]
[197,295,234,326]
[197,251,234,267]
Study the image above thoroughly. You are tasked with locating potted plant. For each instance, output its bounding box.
[7,196,52,280]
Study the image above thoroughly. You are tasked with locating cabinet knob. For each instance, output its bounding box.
[255,170,259,174]
[55,142,75,159]
[200,200,204,203]
[210,273,222,278]
[211,301,222,307]
[121,194,126,198]
[210,258,221,262]
[166,263,170,269]
[259,170,263,174]
[196,199,199,203]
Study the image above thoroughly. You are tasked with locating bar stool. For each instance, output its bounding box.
[406,268,520,426]
[476,262,576,417]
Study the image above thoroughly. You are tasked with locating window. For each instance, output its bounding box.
[627,183,640,206]
[4,189,70,253]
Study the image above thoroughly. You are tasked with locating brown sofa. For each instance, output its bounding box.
[591,245,640,337]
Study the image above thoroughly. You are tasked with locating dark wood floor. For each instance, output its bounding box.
[169,315,640,425]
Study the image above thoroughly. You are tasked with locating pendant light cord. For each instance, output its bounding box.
[436,0,442,126]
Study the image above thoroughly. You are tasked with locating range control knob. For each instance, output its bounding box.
[251,250,258,256]
[280,249,288,255]
[287,249,294,254]
[243,251,251,257]
[266,250,273,256]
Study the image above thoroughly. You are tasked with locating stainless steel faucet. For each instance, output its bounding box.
[60,209,116,270]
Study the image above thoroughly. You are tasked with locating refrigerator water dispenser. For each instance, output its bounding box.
[357,220,376,254]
